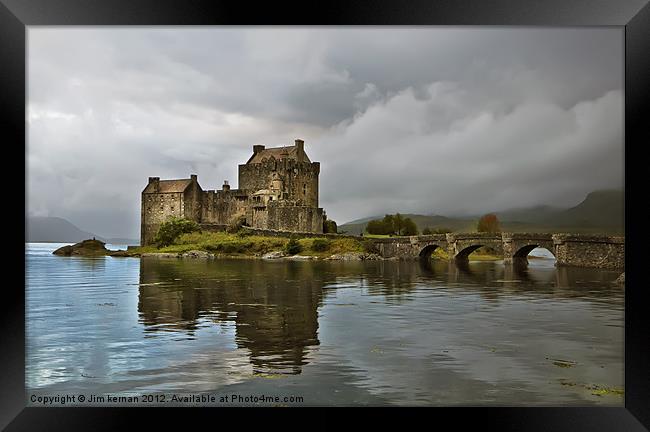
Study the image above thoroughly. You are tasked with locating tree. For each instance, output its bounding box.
[366,213,418,236]
[392,213,404,235]
[366,218,390,235]
[154,217,201,247]
[422,227,432,235]
[400,217,418,236]
[323,216,337,234]
[477,213,501,233]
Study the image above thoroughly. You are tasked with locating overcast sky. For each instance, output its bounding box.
[27,27,623,238]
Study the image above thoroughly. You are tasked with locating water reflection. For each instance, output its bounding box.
[138,259,327,375]
[138,257,623,378]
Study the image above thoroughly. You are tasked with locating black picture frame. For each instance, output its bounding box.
[3,0,649,429]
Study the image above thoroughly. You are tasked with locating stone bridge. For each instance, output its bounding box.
[368,233,624,270]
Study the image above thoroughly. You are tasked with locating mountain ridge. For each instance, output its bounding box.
[338,189,624,235]
[26,216,139,245]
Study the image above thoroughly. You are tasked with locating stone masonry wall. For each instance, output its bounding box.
[141,192,185,246]
[240,226,359,239]
[266,203,324,233]
[201,189,249,225]
[238,159,320,207]
[553,234,624,269]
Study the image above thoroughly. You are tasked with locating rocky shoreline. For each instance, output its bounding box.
[53,239,386,261]
[136,249,385,261]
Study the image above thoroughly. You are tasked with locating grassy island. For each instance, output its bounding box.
[121,231,372,259]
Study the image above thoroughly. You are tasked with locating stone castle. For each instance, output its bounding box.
[141,139,324,245]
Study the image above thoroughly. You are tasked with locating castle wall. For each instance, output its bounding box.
[250,205,269,229]
[183,180,203,223]
[141,192,185,246]
[201,189,249,225]
[238,159,320,207]
[265,203,323,233]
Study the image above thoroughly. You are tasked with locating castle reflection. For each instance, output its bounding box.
[138,257,622,375]
[138,258,328,375]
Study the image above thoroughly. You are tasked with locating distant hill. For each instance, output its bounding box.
[494,205,564,225]
[26,216,140,245]
[339,214,474,235]
[550,190,624,230]
[27,217,100,243]
[104,237,140,246]
[338,190,624,235]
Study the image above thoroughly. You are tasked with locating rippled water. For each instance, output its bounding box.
[26,242,624,406]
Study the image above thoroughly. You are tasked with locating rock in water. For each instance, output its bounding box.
[53,239,109,256]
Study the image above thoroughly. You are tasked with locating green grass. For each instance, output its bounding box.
[124,231,368,258]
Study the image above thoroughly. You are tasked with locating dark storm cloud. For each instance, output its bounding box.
[27,27,623,237]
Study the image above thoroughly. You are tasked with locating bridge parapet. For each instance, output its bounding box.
[552,234,625,244]
[502,232,554,241]
[446,232,502,241]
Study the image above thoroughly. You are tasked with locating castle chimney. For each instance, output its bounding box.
[253,145,265,154]
[222,180,230,191]
[148,177,160,192]
[190,174,197,181]
[295,139,304,162]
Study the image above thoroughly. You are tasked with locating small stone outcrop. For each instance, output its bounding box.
[181,250,215,259]
[262,251,288,259]
[53,239,110,256]
[325,252,382,261]
[141,252,180,258]
[286,255,317,260]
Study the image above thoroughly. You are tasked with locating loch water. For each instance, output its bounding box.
[26,242,624,406]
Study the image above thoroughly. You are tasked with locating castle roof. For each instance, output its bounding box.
[143,179,193,194]
[247,145,311,164]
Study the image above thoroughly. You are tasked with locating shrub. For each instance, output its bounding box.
[154,217,201,248]
[227,215,248,234]
[311,238,331,252]
[477,214,501,233]
[285,237,302,255]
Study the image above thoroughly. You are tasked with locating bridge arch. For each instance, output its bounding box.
[513,244,556,259]
[456,244,486,259]
[418,244,444,259]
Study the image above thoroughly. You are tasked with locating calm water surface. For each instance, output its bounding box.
[26,242,624,406]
